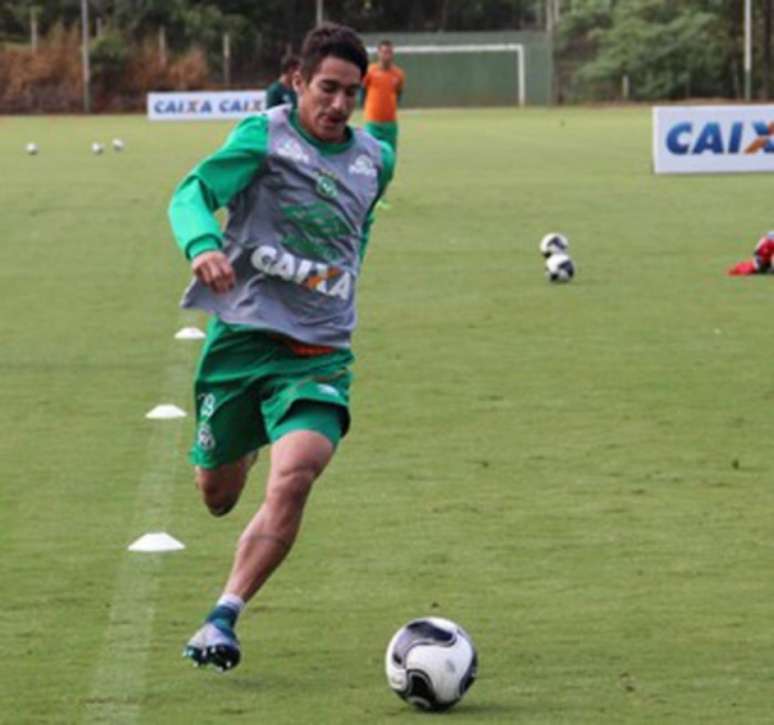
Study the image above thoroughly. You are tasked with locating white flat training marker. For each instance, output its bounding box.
[174,326,205,340]
[128,532,185,552]
[146,404,187,419]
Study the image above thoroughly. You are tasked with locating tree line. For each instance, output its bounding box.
[1,0,773,108]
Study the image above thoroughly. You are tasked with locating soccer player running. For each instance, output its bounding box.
[168,23,394,672]
[265,54,300,110]
[362,39,404,155]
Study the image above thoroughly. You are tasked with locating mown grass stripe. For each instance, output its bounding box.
[82,343,193,724]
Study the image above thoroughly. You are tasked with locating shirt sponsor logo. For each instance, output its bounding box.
[250,245,352,300]
[277,138,310,164]
[349,154,377,177]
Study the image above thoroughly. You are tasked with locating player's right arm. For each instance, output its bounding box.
[168,115,269,292]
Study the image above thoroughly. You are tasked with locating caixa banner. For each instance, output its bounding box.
[147,90,266,121]
[653,105,774,174]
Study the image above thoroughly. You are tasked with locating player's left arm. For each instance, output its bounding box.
[359,141,396,259]
[396,69,405,103]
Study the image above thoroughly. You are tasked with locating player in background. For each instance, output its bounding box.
[265,54,300,109]
[728,232,774,275]
[168,23,394,672]
[362,39,404,154]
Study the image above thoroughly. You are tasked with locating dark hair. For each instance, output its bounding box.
[280,54,300,74]
[378,39,393,48]
[299,23,368,81]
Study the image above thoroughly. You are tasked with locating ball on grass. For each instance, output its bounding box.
[545,253,575,283]
[539,232,570,258]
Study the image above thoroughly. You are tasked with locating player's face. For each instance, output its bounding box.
[378,44,394,67]
[296,57,362,143]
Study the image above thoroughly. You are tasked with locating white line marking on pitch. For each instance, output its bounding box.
[83,330,192,725]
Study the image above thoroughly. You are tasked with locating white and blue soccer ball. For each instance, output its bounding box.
[539,232,569,258]
[25,142,38,155]
[112,138,125,152]
[385,617,477,712]
[545,253,575,283]
[91,141,104,155]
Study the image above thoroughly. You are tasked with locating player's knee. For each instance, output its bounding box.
[206,499,236,517]
[270,460,321,506]
[195,467,242,517]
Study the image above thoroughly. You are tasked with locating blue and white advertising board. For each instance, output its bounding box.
[653,105,774,174]
[147,90,266,121]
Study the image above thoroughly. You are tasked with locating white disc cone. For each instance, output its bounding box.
[128,532,185,552]
[146,404,187,419]
[175,327,205,340]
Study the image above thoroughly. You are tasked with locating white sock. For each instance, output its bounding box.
[217,593,245,614]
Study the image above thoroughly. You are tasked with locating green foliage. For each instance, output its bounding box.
[91,29,128,77]
[560,0,730,100]
[0,0,765,103]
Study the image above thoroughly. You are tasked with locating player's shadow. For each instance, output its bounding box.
[203,675,519,720]
[385,702,518,719]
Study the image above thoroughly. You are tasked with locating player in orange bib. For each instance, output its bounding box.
[363,39,404,153]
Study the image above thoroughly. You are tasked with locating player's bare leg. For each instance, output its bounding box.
[195,451,257,516]
[224,429,334,600]
[184,431,333,671]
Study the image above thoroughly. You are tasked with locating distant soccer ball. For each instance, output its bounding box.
[545,253,575,283]
[385,617,477,712]
[112,138,125,152]
[539,232,569,258]
[25,142,38,155]
[91,142,104,155]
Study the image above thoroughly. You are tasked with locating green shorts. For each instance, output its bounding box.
[364,121,398,152]
[190,318,354,469]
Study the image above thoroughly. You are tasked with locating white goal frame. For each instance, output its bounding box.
[366,43,526,107]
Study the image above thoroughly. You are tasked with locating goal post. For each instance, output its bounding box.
[366,43,526,107]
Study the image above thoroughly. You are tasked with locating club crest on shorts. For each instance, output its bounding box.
[199,393,216,419]
[197,422,216,451]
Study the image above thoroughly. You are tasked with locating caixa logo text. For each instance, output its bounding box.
[666,121,774,155]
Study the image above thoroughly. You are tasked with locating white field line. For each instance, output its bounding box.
[82,339,194,724]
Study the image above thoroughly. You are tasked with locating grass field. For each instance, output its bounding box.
[2,107,774,724]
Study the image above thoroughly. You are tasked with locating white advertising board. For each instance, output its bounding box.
[147,90,266,121]
[653,105,774,174]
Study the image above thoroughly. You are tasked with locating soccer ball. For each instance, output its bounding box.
[91,142,104,155]
[25,142,38,155]
[112,138,125,152]
[385,617,477,712]
[539,232,569,258]
[545,253,575,283]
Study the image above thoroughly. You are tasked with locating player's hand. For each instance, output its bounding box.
[192,251,236,294]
